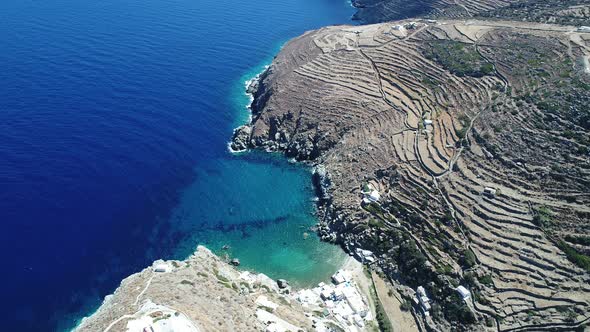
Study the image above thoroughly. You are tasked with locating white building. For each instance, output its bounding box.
[369,190,380,202]
[416,286,431,315]
[153,264,169,273]
[332,270,352,285]
[483,187,497,197]
[456,286,471,301]
[361,183,381,204]
[293,268,372,330]
[320,286,334,301]
[342,286,368,317]
[392,24,406,32]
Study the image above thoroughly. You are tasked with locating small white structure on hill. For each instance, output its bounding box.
[483,187,497,197]
[578,26,590,32]
[392,24,406,32]
[361,183,381,204]
[362,190,381,204]
[456,286,471,301]
[154,264,170,273]
[368,190,380,202]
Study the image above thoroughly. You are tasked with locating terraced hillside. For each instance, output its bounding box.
[480,0,590,26]
[351,0,590,25]
[233,19,590,330]
[351,0,519,23]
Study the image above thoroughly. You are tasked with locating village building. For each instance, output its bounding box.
[332,269,352,284]
[456,286,471,301]
[293,269,372,330]
[415,286,432,316]
[361,183,381,204]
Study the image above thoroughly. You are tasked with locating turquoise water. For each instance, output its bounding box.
[169,152,347,286]
[0,0,356,330]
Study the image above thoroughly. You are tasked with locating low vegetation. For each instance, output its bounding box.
[423,41,494,77]
[557,240,590,272]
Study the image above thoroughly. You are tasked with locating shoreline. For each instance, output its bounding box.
[71,62,349,331]
[227,62,347,248]
[72,245,365,332]
[227,65,270,154]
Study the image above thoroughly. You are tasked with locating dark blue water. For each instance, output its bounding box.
[0,0,355,330]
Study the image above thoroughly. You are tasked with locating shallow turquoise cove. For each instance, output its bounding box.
[169,151,347,287]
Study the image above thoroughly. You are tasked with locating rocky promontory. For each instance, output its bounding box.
[74,246,312,332]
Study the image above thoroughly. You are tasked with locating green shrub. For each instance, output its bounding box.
[180,279,195,286]
[564,235,590,246]
[369,218,385,228]
[557,240,590,272]
[455,127,468,139]
[400,300,412,311]
[461,249,477,268]
[478,274,493,286]
[532,206,552,228]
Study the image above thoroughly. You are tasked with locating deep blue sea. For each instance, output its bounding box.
[0,0,355,330]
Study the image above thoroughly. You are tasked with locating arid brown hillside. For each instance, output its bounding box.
[352,0,590,25]
[233,19,590,331]
[351,0,518,23]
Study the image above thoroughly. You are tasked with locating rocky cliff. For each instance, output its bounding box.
[233,17,590,331]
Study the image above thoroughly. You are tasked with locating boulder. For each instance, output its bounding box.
[230,125,252,152]
[277,279,289,289]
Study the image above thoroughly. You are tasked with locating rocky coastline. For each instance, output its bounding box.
[72,245,383,332]
[73,246,312,332]
[230,65,345,247]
